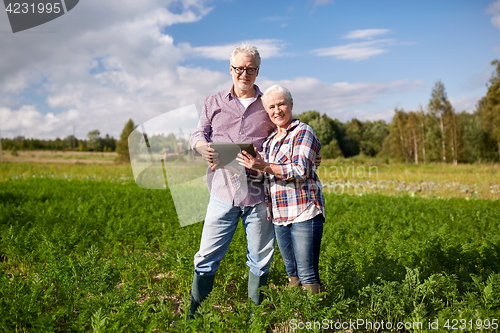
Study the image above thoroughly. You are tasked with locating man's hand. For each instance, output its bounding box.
[195,141,219,170]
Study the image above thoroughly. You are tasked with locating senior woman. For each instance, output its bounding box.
[237,84,325,294]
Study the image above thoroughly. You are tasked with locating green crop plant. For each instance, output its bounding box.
[1,174,499,332]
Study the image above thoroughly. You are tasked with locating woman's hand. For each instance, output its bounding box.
[237,148,268,172]
[315,152,322,168]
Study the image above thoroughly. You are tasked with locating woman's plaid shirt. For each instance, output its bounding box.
[255,119,325,223]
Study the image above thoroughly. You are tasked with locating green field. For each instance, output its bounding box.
[1,161,500,332]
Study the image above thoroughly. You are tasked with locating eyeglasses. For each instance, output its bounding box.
[231,65,258,75]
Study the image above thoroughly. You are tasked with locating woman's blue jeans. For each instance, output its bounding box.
[274,214,324,285]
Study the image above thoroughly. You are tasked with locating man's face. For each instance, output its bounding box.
[230,52,259,92]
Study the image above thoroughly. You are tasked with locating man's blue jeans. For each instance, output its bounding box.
[194,194,275,277]
[274,214,324,285]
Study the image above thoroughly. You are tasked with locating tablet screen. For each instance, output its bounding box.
[210,142,256,167]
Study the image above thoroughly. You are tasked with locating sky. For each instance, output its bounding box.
[0,0,499,140]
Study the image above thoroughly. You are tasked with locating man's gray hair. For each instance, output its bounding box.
[262,84,293,107]
[230,42,261,67]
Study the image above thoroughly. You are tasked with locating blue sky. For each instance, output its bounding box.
[0,0,499,139]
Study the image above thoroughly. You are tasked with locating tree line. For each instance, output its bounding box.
[2,60,500,164]
[1,130,118,152]
[0,120,136,163]
[297,60,500,163]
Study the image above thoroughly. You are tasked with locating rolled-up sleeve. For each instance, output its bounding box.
[279,126,321,182]
[190,96,213,155]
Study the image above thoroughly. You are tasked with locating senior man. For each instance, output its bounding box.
[188,43,276,317]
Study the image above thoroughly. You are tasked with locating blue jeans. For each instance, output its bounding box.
[274,214,324,285]
[194,194,275,277]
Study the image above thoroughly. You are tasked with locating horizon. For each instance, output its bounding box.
[1,0,499,140]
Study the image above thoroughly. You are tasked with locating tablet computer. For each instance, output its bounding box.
[210,142,256,167]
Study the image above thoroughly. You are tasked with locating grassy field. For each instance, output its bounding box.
[2,150,117,164]
[318,158,500,200]
[1,153,500,332]
[2,150,500,200]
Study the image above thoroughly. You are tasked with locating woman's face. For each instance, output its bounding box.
[264,92,293,130]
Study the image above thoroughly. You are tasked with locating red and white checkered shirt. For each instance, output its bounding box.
[259,119,325,223]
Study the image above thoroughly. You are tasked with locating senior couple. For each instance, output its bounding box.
[189,43,325,317]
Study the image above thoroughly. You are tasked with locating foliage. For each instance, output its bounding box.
[0,134,117,153]
[477,59,500,160]
[361,120,389,157]
[87,129,101,151]
[116,119,136,163]
[427,81,465,164]
[389,81,469,164]
[296,111,343,159]
[296,111,389,159]
[1,175,500,331]
[10,146,18,156]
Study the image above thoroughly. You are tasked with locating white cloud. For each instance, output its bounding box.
[449,95,482,113]
[343,29,391,40]
[331,108,395,122]
[0,64,231,139]
[362,108,396,122]
[312,39,395,61]
[309,0,334,14]
[0,105,80,138]
[258,77,423,121]
[312,0,334,6]
[488,0,500,28]
[0,0,227,139]
[188,39,287,61]
[0,0,419,139]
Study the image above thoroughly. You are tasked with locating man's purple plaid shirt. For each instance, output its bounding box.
[190,85,276,206]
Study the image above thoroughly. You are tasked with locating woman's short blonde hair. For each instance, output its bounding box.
[262,84,293,108]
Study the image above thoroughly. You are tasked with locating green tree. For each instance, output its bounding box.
[407,111,420,164]
[389,109,411,162]
[101,134,117,152]
[65,135,78,150]
[479,59,500,159]
[116,119,136,162]
[459,112,483,162]
[297,111,321,125]
[418,107,426,164]
[296,111,343,158]
[360,120,389,157]
[87,130,101,151]
[339,119,362,158]
[427,81,454,163]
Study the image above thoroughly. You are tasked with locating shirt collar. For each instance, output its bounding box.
[225,84,263,100]
[268,118,300,140]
